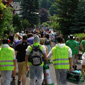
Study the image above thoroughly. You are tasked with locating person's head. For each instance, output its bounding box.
[8,35,14,42]
[45,33,49,39]
[2,39,8,44]
[22,35,27,41]
[27,33,33,38]
[40,38,45,45]
[33,35,40,43]
[56,36,63,43]
[69,35,73,40]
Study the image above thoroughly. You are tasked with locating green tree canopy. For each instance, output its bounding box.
[70,0,85,33]
[55,0,79,34]
[0,7,13,37]
[21,0,40,27]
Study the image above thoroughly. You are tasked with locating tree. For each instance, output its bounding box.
[13,14,23,32]
[41,0,48,9]
[22,19,30,31]
[0,7,13,37]
[49,15,60,30]
[21,0,40,27]
[39,8,50,23]
[49,3,57,16]
[70,0,85,33]
[55,0,79,34]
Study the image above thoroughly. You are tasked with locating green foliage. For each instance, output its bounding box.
[49,3,57,16]
[22,19,30,30]
[42,21,50,27]
[41,0,48,9]
[13,14,30,32]
[13,14,23,32]
[49,15,60,31]
[0,0,6,10]
[21,0,40,27]
[73,33,85,41]
[70,0,85,33]
[40,0,54,9]
[55,0,79,34]
[0,7,13,37]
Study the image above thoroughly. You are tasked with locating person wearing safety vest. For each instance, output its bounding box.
[0,39,16,85]
[25,35,47,85]
[47,36,72,85]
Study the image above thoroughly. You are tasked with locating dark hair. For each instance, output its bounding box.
[2,39,8,44]
[56,36,63,43]
[45,34,49,39]
[8,35,14,42]
[23,35,27,40]
[27,33,33,38]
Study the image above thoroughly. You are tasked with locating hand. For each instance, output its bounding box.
[69,67,72,71]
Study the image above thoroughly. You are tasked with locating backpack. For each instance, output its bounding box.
[45,39,50,45]
[29,45,43,66]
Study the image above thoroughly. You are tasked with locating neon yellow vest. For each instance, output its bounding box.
[52,45,69,69]
[0,47,14,70]
[29,43,44,66]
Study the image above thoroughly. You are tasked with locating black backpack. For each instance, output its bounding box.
[29,45,43,66]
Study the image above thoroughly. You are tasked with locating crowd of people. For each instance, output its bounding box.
[0,28,85,85]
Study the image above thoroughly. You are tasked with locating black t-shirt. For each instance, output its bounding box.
[15,42,29,62]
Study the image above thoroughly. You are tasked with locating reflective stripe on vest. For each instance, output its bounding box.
[52,45,69,69]
[29,43,44,66]
[0,47,14,70]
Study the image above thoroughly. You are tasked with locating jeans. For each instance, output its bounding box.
[29,65,43,85]
[1,71,12,85]
[55,69,67,85]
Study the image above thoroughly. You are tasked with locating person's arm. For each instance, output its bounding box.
[69,58,72,71]
[50,40,52,48]
[25,46,30,71]
[68,47,72,71]
[13,50,16,70]
[25,55,29,71]
[15,33,22,40]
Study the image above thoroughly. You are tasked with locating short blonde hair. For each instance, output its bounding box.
[40,38,45,45]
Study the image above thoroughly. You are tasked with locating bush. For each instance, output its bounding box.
[73,33,85,41]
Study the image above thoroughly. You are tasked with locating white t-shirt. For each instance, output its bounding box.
[81,53,85,65]
[26,45,46,56]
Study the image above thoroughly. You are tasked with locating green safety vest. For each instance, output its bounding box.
[0,47,14,70]
[52,45,69,69]
[29,43,44,66]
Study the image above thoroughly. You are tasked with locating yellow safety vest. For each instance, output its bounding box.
[29,43,44,66]
[0,47,14,70]
[52,45,69,69]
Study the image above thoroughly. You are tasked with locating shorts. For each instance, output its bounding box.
[18,61,27,75]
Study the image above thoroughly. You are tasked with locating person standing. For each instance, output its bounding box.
[47,36,72,85]
[15,35,30,85]
[81,37,85,53]
[25,35,47,85]
[66,35,77,70]
[0,39,16,85]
